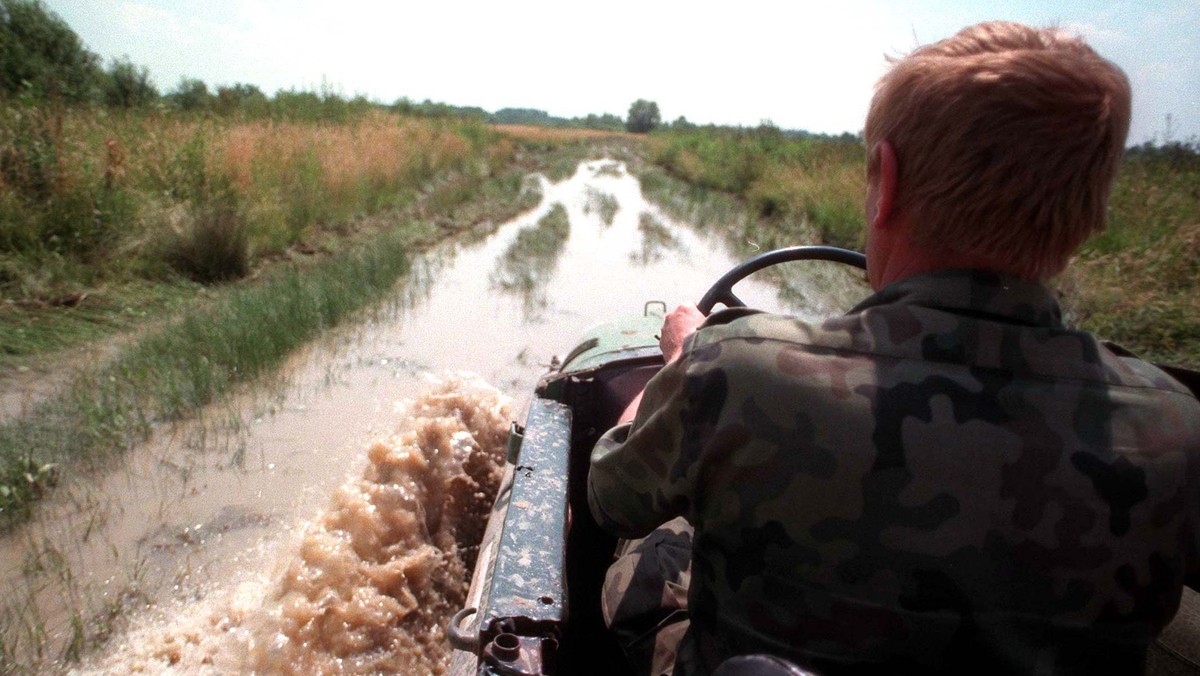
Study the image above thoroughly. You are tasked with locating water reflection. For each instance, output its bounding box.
[583,187,619,226]
[0,156,870,673]
[630,211,683,265]
[489,203,571,316]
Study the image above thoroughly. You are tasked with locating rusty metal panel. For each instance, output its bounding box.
[482,397,571,630]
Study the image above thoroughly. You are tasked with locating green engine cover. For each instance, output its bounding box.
[558,314,663,373]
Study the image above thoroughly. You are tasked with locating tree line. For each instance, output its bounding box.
[0,0,663,130]
[1,0,878,139]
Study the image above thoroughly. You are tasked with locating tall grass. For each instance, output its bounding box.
[650,128,866,248]
[213,114,490,252]
[1067,149,1200,365]
[646,126,1198,367]
[0,106,514,360]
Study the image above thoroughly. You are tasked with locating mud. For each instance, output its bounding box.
[1,158,868,673]
[74,378,510,674]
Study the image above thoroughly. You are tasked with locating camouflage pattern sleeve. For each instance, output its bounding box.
[588,308,760,539]
[588,353,694,539]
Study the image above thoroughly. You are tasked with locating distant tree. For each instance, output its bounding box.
[626,99,660,134]
[491,107,552,125]
[581,112,623,131]
[671,115,694,131]
[271,88,325,120]
[0,0,101,103]
[169,76,210,111]
[213,82,266,115]
[102,56,157,108]
[391,96,418,115]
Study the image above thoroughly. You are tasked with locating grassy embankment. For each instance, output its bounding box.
[0,106,540,521]
[1069,148,1200,366]
[646,128,1200,367]
[648,128,866,249]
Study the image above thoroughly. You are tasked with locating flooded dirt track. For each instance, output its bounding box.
[0,159,866,673]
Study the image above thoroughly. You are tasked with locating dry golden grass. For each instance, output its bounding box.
[490,124,637,143]
[216,114,476,222]
[0,108,511,297]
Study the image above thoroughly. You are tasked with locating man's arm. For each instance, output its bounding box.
[616,304,705,424]
[589,305,706,538]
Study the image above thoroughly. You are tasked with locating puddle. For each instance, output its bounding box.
[0,159,868,672]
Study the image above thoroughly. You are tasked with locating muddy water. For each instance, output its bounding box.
[0,159,866,673]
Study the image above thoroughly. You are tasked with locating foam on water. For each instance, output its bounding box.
[74,376,510,675]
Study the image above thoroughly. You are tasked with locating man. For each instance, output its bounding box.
[588,21,1200,676]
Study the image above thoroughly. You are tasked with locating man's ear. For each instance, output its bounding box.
[871,141,898,229]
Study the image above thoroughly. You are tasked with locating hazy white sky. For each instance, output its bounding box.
[46,0,1199,143]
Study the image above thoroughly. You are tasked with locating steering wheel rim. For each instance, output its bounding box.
[697,246,867,315]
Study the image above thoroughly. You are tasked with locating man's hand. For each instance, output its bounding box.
[659,304,705,364]
[617,304,705,425]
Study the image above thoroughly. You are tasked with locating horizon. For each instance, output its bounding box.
[43,0,1200,144]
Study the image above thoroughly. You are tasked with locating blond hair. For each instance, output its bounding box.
[865,22,1130,280]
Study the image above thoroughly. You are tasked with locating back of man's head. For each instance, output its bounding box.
[865,22,1130,280]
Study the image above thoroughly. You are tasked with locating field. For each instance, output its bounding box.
[0,107,519,358]
[1,112,1196,522]
[646,129,1200,367]
[0,105,536,520]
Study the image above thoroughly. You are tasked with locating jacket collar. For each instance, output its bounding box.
[849,269,1064,328]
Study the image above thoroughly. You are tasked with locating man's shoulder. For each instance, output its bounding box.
[1100,342,1200,399]
[691,308,862,352]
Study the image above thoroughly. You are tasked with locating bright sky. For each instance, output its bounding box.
[46,0,1200,144]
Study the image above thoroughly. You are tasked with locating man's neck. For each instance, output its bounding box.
[875,232,1042,289]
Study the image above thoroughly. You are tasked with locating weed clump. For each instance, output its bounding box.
[160,197,250,283]
[584,186,619,225]
[491,203,570,310]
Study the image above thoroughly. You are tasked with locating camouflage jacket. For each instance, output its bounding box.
[588,269,1200,675]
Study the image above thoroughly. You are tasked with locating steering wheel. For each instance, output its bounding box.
[697,246,867,314]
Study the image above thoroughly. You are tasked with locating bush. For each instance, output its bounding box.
[168,77,210,111]
[161,196,250,283]
[0,0,101,103]
[102,56,157,108]
[0,105,134,270]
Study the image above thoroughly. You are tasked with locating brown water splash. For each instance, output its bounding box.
[76,377,511,674]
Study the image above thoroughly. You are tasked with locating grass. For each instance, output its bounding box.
[0,106,514,365]
[584,186,619,225]
[649,128,865,249]
[644,128,1198,367]
[637,166,758,255]
[491,203,571,310]
[1065,148,1200,366]
[0,230,412,522]
[0,157,537,524]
